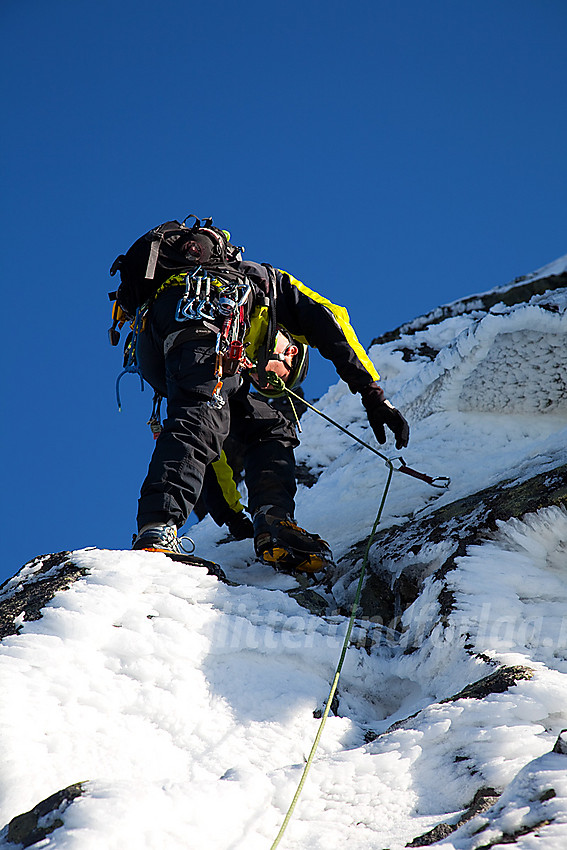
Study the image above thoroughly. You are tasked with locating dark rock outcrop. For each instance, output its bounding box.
[330,463,567,629]
[2,783,85,848]
[0,552,86,641]
[440,666,533,703]
[407,786,500,847]
[371,269,567,350]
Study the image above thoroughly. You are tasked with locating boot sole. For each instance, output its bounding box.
[130,547,231,583]
[261,546,330,574]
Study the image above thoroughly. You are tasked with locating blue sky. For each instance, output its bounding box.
[1,0,566,579]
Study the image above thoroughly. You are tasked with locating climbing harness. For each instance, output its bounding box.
[112,265,254,421]
[208,280,253,408]
[171,265,254,408]
[267,375,449,849]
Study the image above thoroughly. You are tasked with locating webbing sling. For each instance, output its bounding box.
[254,264,278,389]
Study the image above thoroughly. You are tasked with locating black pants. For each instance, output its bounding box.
[136,290,298,530]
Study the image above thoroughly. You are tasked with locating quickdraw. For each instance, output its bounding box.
[114,306,147,411]
[175,267,218,322]
[393,457,450,489]
[173,269,253,409]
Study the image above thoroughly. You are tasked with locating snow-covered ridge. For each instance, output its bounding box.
[371,252,567,344]
[1,256,567,848]
[390,298,567,420]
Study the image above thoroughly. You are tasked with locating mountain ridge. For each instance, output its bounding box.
[2,254,567,849]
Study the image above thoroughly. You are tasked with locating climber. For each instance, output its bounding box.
[192,328,310,541]
[109,217,409,572]
[135,321,308,543]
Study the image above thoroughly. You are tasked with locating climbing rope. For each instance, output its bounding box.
[269,458,394,849]
[267,376,450,489]
[267,375,449,848]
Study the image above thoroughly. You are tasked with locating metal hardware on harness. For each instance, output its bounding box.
[176,268,213,322]
[210,333,226,409]
[219,280,252,313]
[223,341,244,376]
[115,306,147,411]
[175,270,251,326]
[207,279,252,409]
[147,393,163,440]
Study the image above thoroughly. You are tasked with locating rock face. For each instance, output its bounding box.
[330,462,567,630]
[322,259,567,626]
[407,787,501,846]
[1,257,567,848]
[0,552,85,640]
[370,267,567,351]
[2,784,85,849]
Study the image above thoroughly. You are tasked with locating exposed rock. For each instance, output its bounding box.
[382,667,531,737]
[552,729,567,755]
[440,666,533,702]
[295,460,319,489]
[313,690,340,718]
[0,552,87,641]
[371,271,567,348]
[329,463,567,627]
[286,585,329,616]
[467,818,552,848]
[540,788,557,802]
[3,783,85,848]
[407,787,500,847]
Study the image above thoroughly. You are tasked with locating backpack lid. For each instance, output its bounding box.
[109,216,245,318]
[180,215,243,265]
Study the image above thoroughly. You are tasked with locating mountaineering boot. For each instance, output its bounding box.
[131,523,229,581]
[253,506,333,573]
[132,523,193,555]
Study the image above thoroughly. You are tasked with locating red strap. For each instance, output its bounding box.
[395,458,450,489]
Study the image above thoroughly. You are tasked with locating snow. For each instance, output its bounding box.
[523,252,567,283]
[2,262,567,848]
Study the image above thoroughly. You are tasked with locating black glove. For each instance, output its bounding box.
[227,511,254,540]
[360,383,410,450]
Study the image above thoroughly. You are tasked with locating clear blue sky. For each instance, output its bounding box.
[2,0,566,579]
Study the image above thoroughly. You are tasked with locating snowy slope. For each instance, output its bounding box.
[1,256,567,849]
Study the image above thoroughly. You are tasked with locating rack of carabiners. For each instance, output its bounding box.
[175,266,253,409]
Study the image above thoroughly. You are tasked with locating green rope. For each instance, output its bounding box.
[266,376,450,490]
[265,373,449,847]
[279,380,390,462]
[268,375,395,849]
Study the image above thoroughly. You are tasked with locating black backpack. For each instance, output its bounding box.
[109,217,238,319]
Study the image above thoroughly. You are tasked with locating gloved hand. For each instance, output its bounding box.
[227,510,254,540]
[360,382,410,450]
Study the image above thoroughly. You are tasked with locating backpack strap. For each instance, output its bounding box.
[145,223,174,280]
[255,264,278,387]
